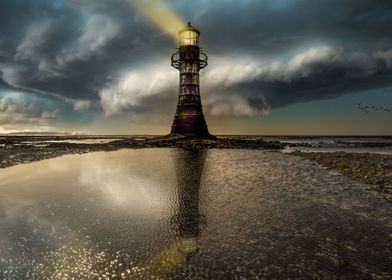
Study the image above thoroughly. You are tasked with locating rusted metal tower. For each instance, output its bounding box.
[170,22,214,138]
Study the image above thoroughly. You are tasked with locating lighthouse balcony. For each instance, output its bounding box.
[171,52,208,70]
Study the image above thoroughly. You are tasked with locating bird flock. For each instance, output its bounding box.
[357,103,391,114]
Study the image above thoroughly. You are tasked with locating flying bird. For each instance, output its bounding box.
[356,102,391,114]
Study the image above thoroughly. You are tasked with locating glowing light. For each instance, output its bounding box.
[127,0,186,41]
[179,30,199,46]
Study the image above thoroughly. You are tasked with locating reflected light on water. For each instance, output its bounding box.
[77,153,165,208]
[0,148,391,279]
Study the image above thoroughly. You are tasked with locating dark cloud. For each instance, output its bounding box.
[222,47,392,109]
[0,0,171,103]
[0,0,391,128]
[195,0,392,55]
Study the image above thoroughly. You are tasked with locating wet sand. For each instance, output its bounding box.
[1,135,391,201]
[291,152,392,201]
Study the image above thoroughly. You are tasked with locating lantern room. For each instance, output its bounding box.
[178,22,200,46]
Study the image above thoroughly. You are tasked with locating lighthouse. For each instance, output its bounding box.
[170,22,214,138]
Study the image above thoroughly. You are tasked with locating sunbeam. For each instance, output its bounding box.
[127,0,186,41]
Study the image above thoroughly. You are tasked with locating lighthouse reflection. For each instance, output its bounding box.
[171,149,207,260]
[139,149,207,278]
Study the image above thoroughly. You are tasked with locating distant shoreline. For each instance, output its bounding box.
[0,135,285,169]
[0,135,391,201]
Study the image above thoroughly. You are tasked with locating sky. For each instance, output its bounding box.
[0,0,391,135]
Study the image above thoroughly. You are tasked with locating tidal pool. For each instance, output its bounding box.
[0,149,391,279]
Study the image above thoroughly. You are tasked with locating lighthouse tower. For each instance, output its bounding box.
[170,22,214,138]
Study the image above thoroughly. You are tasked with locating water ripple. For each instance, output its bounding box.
[0,149,390,279]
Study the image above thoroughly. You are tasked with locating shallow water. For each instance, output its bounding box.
[22,139,123,144]
[0,149,391,279]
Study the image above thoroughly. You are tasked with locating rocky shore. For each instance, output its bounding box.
[0,135,284,169]
[1,135,391,201]
[292,151,392,201]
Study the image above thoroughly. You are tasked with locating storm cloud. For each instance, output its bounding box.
[0,0,391,132]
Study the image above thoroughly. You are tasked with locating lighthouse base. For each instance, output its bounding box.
[170,113,215,139]
[169,132,217,140]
